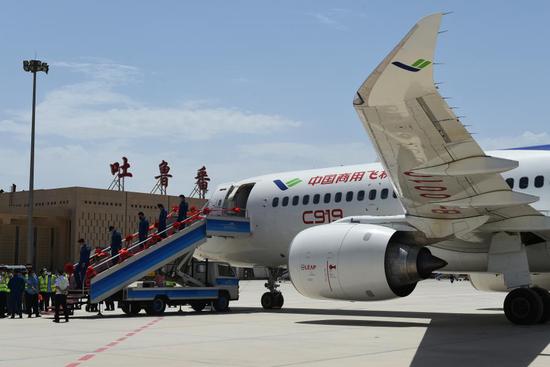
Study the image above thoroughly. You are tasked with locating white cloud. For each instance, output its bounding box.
[0,61,301,141]
[0,60,307,194]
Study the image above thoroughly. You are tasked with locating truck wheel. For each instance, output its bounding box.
[146,298,167,316]
[213,292,229,312]
[191,301,207,312]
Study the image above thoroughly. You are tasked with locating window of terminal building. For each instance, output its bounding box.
[519,177,528,189]
[292,195,300,206]
[313,194,320,204]
[335,192,342,203]
[302,195,310,205]
[381,188,389,199]
[282,196,289,207]
[324,193,331,204]
[357,190,365,201]
[535,175,544,188]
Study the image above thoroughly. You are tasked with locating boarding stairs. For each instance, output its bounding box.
[71,207,251,304]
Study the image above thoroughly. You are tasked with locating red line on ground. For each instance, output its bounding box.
[64,317,162,367]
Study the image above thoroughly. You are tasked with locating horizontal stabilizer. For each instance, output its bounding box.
[412,156,518,176]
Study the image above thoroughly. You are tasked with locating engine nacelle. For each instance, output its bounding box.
[288,223,447,301]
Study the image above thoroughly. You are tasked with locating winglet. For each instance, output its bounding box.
[354,13,442,107]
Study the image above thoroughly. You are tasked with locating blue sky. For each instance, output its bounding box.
[1,1,549,195]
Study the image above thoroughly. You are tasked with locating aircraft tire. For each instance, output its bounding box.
[261,292,274,309]
[272,292,284,309]
[532,287,550,323]
[504,288,544,325]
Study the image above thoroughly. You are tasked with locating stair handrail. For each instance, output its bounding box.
[91,211,205,271]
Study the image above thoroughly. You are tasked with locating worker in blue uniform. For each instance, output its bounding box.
[138,212,149,249]
[157,203,168,238]
[75,239,91,289]
[109,225,123,264]
[8,270,25,318]
[177,195,189,230]
[24,269,40,318]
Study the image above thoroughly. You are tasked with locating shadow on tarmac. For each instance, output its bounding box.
[254,307,550,367]
[69,306,550,366]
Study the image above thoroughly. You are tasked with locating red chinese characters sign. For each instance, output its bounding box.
[307,170,386,186]
[110,157,133,178]
[155,160,173,188]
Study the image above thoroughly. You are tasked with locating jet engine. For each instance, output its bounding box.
[288,223,447,301]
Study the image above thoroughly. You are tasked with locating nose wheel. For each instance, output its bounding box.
[261,267,285,310]
[261,291,284,309]
[504,287,550,325]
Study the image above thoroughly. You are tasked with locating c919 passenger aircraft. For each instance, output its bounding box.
[197,13,550,325]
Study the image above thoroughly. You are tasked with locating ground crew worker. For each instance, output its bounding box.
[8,270,25,318]
[75,239,91,289]
[177,195,189,230]
[39,268,57,311]
[138,212,149,249]
[157,203,168,238]
[53,271,70,323]
[25,269,40,318]
[109,225,123,264]
[0,267,10,318]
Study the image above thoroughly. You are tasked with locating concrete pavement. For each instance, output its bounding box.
[1,279,549,367]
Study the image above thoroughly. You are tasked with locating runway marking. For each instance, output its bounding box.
[64,317,162,367]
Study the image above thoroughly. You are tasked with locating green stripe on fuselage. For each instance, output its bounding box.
[285,178,302,187]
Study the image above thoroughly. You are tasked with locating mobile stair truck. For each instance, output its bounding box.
[70,210,250,316]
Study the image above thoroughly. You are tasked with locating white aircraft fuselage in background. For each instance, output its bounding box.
[198,149,550,271]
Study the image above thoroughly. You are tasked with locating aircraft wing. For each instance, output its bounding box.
[353,13,550,239]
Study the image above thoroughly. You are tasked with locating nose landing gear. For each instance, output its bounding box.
[261,268,285,310]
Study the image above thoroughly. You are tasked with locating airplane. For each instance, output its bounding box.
[196,13,550,325]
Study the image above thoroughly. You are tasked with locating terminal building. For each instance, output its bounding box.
[0,187,206,270]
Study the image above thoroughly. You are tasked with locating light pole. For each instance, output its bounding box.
[23,59,49,268]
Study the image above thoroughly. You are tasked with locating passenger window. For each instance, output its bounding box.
[505,178,514,189]
[292,195,299,206]
[392,191,397,198]
[302,195,310,205]
[282,197,289,206]
[335,192,342,203]
[324,193,331,204]
[313,194,320,204]
[357,190,365,201]
[369,189,377,200]
[346,191,353,202]
[519,177,528,189]
[381,188,389,199]
[535,175,544,188]
[272,198,279,207]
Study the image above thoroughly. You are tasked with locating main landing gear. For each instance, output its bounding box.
[504,287,550,325]
[261,268,284,310]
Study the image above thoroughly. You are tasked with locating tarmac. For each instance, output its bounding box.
[1,279,550,367]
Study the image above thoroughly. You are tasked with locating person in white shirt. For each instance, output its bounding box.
[53,271,70,323]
